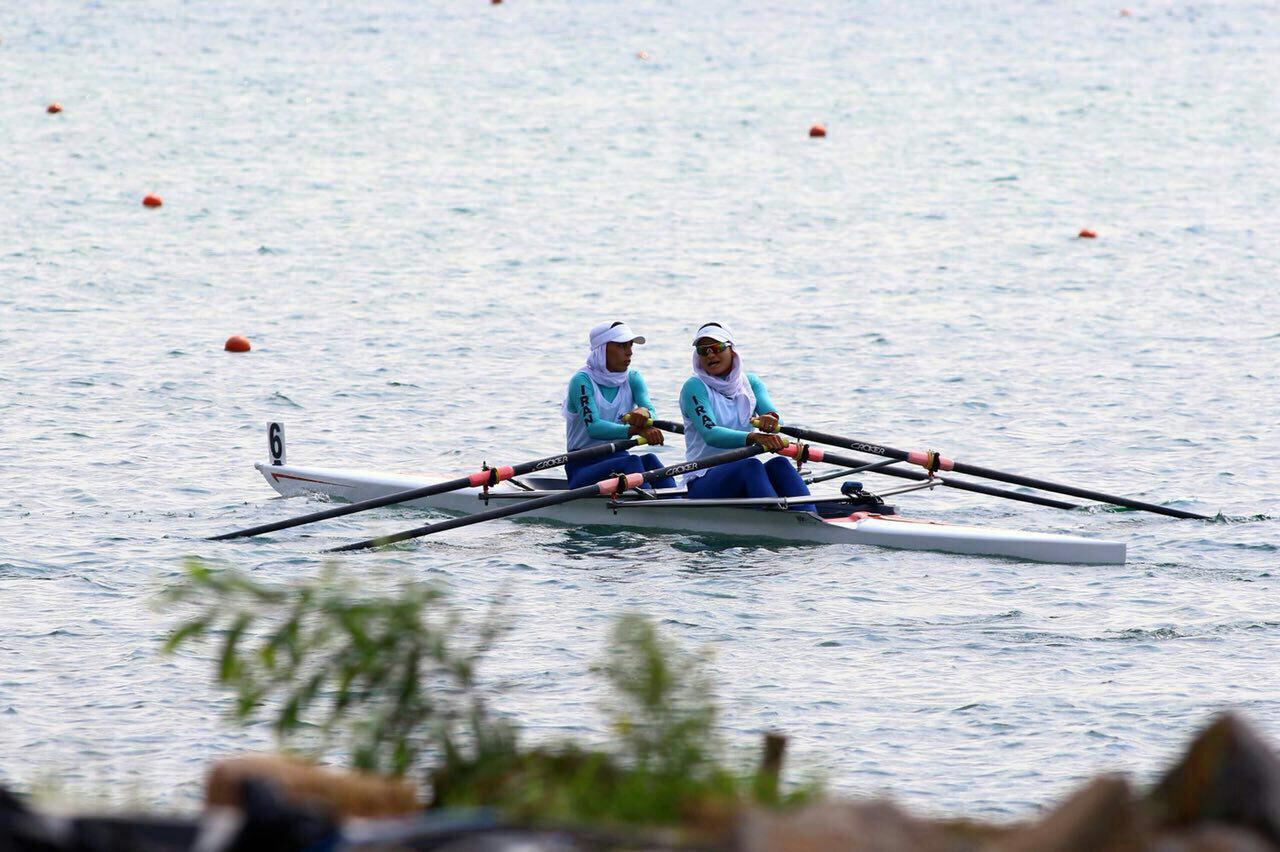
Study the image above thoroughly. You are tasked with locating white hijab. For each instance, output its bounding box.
[693,348,756,425]
[561,322,638,420]
[581,342,630,389]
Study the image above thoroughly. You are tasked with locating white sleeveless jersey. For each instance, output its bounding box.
[565,373,635,452]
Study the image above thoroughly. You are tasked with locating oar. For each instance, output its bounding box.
[775,424,1211,520]
[644,420,1080,511]
[210,437,653,541]
[655,414,1085,506]
[791,445,1082,510]
[325,443,785,553]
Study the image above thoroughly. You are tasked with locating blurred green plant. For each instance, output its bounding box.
[161,558,505,776]
[162,559,819,827]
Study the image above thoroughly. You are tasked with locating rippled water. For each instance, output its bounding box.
[2,0,1278,819]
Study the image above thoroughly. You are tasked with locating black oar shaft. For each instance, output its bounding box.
[812,447,1080,511]
[652,418,1153,514]
[781,425,1209,521]
[326,444,768,553]
[660,417,1070,504]
[944,459,1205,518]
[211,437,646,541]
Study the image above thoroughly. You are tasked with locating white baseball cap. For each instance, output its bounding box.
[589,321,646,348]
[693,322,734,344]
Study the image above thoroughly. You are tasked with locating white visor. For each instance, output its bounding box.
[693,322,734,345]
[589,321,646,348]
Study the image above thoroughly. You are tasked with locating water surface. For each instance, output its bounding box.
[1,0,1277,818]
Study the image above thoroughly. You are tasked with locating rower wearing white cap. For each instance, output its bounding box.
[561,321,676,490]
[678,322,814,509]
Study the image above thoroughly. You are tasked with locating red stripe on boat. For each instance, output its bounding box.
[271,472,347,486]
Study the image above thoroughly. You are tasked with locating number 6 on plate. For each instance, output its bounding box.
[268,422,286,466]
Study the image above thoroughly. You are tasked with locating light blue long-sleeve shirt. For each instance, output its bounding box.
[565,370,655,442]
[678,373,778,448]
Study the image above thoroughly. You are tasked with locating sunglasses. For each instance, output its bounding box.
[694,342,731,357]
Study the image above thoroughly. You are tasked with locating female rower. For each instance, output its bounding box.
[678,323,814,510]
[561,321,676,490]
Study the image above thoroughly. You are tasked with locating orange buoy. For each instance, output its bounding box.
[637,50,650,60]
[224,335,252,353]
[1078,228,1097,239]
[809,124,827,138]
[47,102,63,114]
[142,194,163,208]
[1119,8,1132,16]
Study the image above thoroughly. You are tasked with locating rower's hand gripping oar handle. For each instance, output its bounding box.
[643,417,796,454]
[646,419,683,434]
[645,418,804,459]
[646,417,803,456]
[648,417,786,439]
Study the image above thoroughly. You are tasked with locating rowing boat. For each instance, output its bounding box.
[252,453,1127,565]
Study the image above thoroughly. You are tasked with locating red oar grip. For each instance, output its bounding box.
[907,450,953,472]
[778,443,824,462]
[468,466,515,487]
[597,472,646,495]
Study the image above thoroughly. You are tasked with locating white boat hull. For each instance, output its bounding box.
[253,461,1127,565]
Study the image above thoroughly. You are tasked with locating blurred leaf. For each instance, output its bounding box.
[218,613,251,683]
[162,616,211,653]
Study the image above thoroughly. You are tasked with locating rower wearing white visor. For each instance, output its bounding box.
[561,321,676,490]
[678,323,815,510]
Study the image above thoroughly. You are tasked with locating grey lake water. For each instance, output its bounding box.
[2,0,1278,820]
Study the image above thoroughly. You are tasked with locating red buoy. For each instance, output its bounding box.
[224,335,252,353]
[809,124,827,138]
[1078,228,1097,239]
[1119,9,1132,16]
[142,194,163,208]
[47,103,63,114]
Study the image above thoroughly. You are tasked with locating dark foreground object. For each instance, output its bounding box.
[4,713,1280,850]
